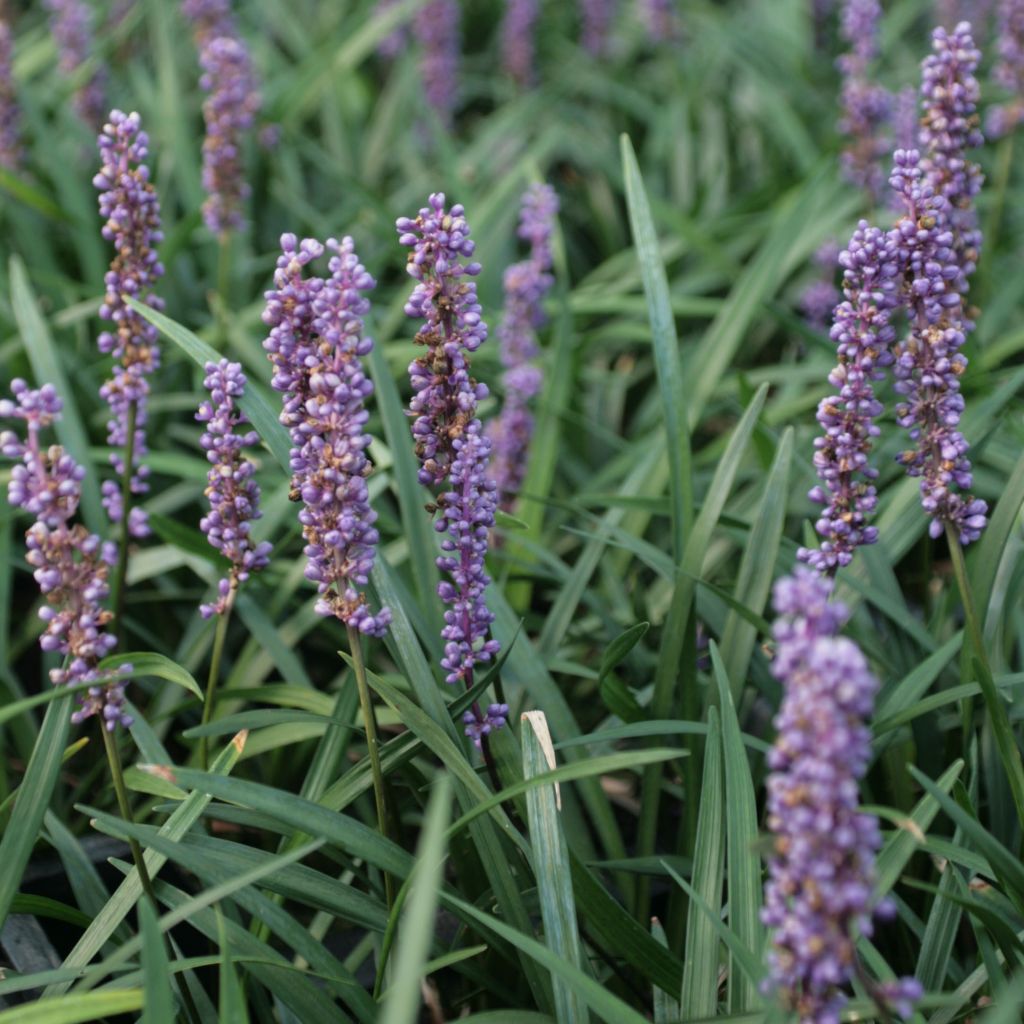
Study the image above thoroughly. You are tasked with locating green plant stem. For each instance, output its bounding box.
[945,523,1024,830]
[199,586,235,771]
[101,723,156,905]
[347,624,396,911]
[215,234,231,346]
[111,400,138,649]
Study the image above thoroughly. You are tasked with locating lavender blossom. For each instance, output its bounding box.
[0,15,20,170]
[889,150,987,544]
[94,110,165,540]
[919,22,983,291]
[836,0,891,196]
[487,183,558,509]
[397,193,504,745]
[196,360,271,618]
[638,0,678,40]
[414,0,460,127]
[988,0,1024,136]
[580,0,616,55]
[501,0,538,87]
[0,380,131,729]
[262,234,390,636]
[196,34,259,236]
[762,569,921,1024]
[44,0,106,129]
[797,221,900,573]
[181,0,235,44]
[892,86,919,150]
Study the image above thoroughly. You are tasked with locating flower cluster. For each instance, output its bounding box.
[836,0,891,197]
[196,360,271,618]
[43,0,106,129]
[0,380,131,729]
[398,193,504,744]
[414,0,460,127]
[487,183,558,509]
[262,234,390,636]
[762,569,921,1024]
[988,0,1024,137]
[798,240,841,333]
[797,223,900,572]
[94,109,165,540]
[501,0,538,87]
[579,0,615,55]
[0,15,20,170]
[181,0,235,45]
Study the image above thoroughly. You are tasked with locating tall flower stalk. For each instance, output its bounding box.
[43,0,106,129]
[196,359,271,766]
[987,0,1024,136]
[414,0,460,128]
[762,570,922,1024]
[488,183,558,511]
[93,110,164,637]
[397,194,509,749]
[501,0,539,87]
[579,0,616,55]
[263,233,393,898]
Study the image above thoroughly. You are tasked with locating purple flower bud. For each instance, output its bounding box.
[987,1,1024,137]
[262,235,390,635]
[501,0,539,87]
[579,0,616,56]
[487,183,558,509]
[196,360,271,617]
[762,570,919,1024]
[398,193,505,744]
[0,16,21,171]
[95,110,165,541]
[1,382,130,728]
[414,0,460,127]
[43,0,106,129]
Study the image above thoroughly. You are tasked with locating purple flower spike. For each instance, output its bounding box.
[0,16,21,171]
[988,1,1024,137]
[196,359,271,618]
[762,569,920,1024]
[919,22,983,290]
[376,0,408,59]
[580,0,616,55]
[797,221,901,572]
[0,380,131,730]
[798,241,841,333]
[414,0,460,127]
[44,0,106,129]
[464,702,510,748]
[889,149,987,545]
[501,0,539,87]
[398,193,504,743]
[638,0,679,41]
[262,235,390,636]
[196,34,259,236]
[836,0,891,197]
[181,0,235,43]
[488,183,558,509]
[94,110,165,540]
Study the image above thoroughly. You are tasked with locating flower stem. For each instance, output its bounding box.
[199,586,235,771]
[110,400,138,649]
[101,723,157,905]
[945,523,1024,829]
[346,623,395,910]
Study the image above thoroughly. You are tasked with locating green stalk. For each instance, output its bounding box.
[346,624,396,910]
[945,523,1024,829]
[199,584,236,770]
[215,234,232,347]
[110,400,139,649]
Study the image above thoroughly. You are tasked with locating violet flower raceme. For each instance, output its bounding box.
[580,0,616,55]
[181,0,235,45]
[44,0,105,129]
[196,360,271,618]
[892,85,919,151]
[487,183,558,509]
[889,149,987,543]
[798,240,841,333]
[414,0,460,127]
[94,109,165,540]
[0,380,131,729]
[797,221,900,573]
[836,0,891,197]
[501,0,538,87]
[397,193,504,745]
[0,14,21,171]
[762,569,921,1024]
[987,0,1024,137]
[261,234,390,636]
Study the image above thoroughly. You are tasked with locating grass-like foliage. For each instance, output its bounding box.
[0,0,1023,1022]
